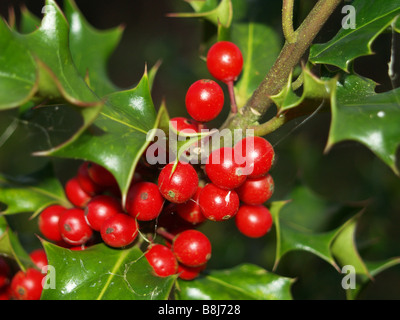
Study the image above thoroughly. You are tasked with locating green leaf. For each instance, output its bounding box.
[64,0,123,97]
[0,165,69,216]
[270,67,337,117]
[41,241,176,300]
[169,0,233,28]
[271,201,341,271]
[232,22,281,109]
[0,19,38,110]
[330,213,400,300]
[309,0,400,71]
[0,216,34,271]
[175,264,293,300]
[40,71,164,204]
[325,73,400,175]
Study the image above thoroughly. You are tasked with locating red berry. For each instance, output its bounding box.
[172,230,212,267]
[177,263,206,281]
[38,204,67,242]
[65,176,92,208]
[185,79,224,122]
[235,174,274,205]
[176,187,206,225]
[158,162,198,204]
[84,195,122,231]
[77,161,104,195]
[10,268,44,300]
[29,249,48,270]
[87,163,117,187]
[234,136,275,178]
[205,147,247,190]
[235,205,273,238]
[126,182,164,221]
[100,213,138,248]
[145,244,178,277]
[59,208,93,245]
[207,41,243,83]
[198,183,239,221]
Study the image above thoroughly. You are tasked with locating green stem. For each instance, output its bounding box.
[251,114,287,137]
[227,0,342,133]
[282,0,296,43]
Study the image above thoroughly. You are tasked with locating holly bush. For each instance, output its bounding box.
[1,0,400,301]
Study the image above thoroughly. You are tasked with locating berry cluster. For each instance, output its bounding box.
[13,41,276,300]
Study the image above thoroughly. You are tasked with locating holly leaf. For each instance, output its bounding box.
[330,213,400,300]
[309,0,400,71]
[168,0,233,28]
[325,73,400,176]
[0,165,69,217]
[64,0,123,97]
[232,22,281,109]
[175,263,293,300]
[40,241,176,300]
[270,67,337,118]
[0,19,38,110]
[39,71,167,205]
[271,201,341,271]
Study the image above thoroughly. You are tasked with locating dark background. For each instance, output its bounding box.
[1,0,400,300]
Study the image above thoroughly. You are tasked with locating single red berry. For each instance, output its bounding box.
[59,208,93,246]
[198,183,239,221]
[145,244,178,277]
[126,182,164,221]
[10,268,44,300]
[38,204,67,242]
[29,249,48,270]
[234,136,275,178]
[77,161,105,195]
[177,263,206,281]
[235,174,274,205]
[172,229,212,267]
[235,205,273,238]
[176,187,206,225]
[0,257,10,289]
[65,176,92,208]
[205,147,247,190]
[185,79,224,122]
[100,213,138,248]
[87,162,117,187]
[206,41,243,83]
[84,195,122,231]
[158,162,198,204]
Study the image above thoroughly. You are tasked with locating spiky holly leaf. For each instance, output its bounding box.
[38,71,168,205]
[175,263,293,300]
[40,240,176,300]
[325,73,400,176]
[309,0,400,71]
[63,0,123,97]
